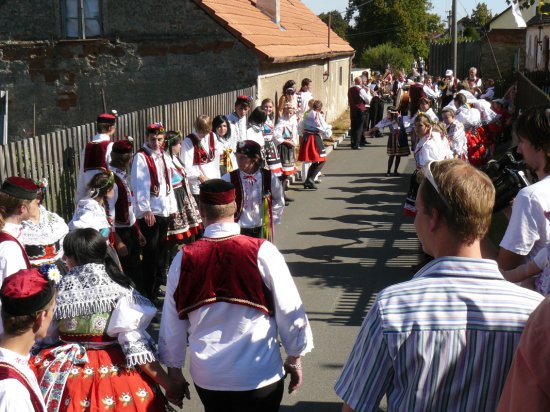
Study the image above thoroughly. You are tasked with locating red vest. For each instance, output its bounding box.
[348,86,366,112]
[136,148,170,197]
[174,235,274,319]
[0,232,31,269]
[229,169,272,221]
[189,132,216,166]
[0,362,44,412]
[83,141,110,172]
[113,173,131,226]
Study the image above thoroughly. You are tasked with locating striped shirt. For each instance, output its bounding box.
[335,257,543,412]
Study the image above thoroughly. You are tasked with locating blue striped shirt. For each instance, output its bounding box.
[335,257,544,412]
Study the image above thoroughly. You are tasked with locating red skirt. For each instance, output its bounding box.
[31,345,166,412]
[298,132,326,162]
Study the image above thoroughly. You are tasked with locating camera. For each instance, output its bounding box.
[480,151,531,213]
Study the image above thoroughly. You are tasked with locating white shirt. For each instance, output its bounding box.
[273,116,299,146]
[0,347,45,412]
[414,130,452,169]
[69,198,110,232]
[111,167,136,228]
[159,222,313,391]
[423,85,440,99]
[131,144,177,217]
[227,112,248,143]
[296,90,313,119]
[245,125,265,148]
[75,133,113,205]
[501,175,550,260]
[221,169,284,228]
[480,86,495,101]
[181,133,221,195]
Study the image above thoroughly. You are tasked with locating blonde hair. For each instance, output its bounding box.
[194,115,212,135]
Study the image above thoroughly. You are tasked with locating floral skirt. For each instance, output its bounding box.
[31,345,166,412]
[167,184,202,241]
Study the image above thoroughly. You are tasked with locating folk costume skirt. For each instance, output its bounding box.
[278,143,296,176]
[298,132,326,163]
[264,140,283,176]
[167,183,202,242]
[387,130,410,157]
[32,345,166,412]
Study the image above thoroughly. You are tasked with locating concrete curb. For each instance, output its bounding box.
[292,132,348,183]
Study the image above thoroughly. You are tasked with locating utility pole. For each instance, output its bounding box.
[452,0,457,75]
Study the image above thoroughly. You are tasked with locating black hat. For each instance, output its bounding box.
[236,140,262,158]
[0,177,40,200]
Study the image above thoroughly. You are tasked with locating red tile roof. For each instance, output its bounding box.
[195,0,355,63]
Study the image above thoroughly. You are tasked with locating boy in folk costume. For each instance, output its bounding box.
[0,268,56,412]
[227,96,252,143]
[131,122,176,300]
[222,141,284,241]
[75,113,116,205]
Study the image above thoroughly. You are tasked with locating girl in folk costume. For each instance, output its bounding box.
[131,122,176,301]
[20,179,69,273]
[277,80,298,120]
[246,107,267,148]
[274,103,299,203]
[222,141,284,241]
[366,106,410,176]
[0,177,40,333]
[261,98,283,176]
[213,115,236,176]
[32,229,186,412]
[164,131,202,243]
[109,139,146,293]
[404,114,452,217]
[0,268,57,412]
[69,171,114,242]
[298,100,332,190]
[181,115,221,206]
[226,96,252,144]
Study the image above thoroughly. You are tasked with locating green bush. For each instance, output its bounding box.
[359,43,414,73]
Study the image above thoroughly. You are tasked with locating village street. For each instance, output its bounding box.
[157,135,423,411]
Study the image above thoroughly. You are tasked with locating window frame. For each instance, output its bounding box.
[61,0,104,40]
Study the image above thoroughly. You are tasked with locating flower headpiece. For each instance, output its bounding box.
[36,178,48,196]
[147,122,165,135]
[38,263,62,285]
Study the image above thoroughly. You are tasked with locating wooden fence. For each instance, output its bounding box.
[516,71,550,113]
[0,86,256,221]
[428,40,482,77]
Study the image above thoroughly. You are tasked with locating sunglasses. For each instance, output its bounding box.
[423,161,452,211]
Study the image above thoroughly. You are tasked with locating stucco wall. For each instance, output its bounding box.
[257,56,352,122]
[481,29,525,81]
[0,0,257,139]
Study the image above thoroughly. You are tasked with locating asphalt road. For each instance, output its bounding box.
[155,134,423,411]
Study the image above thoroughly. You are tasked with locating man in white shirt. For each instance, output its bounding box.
[159,179,313,411]
[227,96,252,143]
[296,78,313,121]
[0,268,56,412]
[222,141,284,240]
[74,113,116,205]
[499,106,550,273]
[131,122,176,300]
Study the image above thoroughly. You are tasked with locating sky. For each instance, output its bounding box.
[301,0,509,23]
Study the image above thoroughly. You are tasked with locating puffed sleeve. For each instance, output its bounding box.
[107,291,159,368]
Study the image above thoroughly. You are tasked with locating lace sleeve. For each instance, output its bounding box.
[107,292,159,368]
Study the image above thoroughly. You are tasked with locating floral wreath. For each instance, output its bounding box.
[38,263,62,285]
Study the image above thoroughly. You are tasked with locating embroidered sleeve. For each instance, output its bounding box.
[107,292,159,368]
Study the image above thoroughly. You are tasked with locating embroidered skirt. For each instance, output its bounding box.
[32,345,166,412]
[278,143,296,176]
[167,184,202,241]
[387,131,411,157]
[298,132,326,163]
[264,140,283,176]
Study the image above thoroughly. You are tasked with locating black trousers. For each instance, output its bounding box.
[240,226,263,238]
[350,109,365,148]
[305,161,325,185]
[369,97,383,129]
[195,378,285,412]
[115,226,143,293]
[138,215,169,300]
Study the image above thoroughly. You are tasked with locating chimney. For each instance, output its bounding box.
[257,0,280,26]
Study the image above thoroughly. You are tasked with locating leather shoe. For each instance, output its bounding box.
[304,182,317,190]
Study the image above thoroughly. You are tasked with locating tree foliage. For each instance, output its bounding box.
[346,0,441,60]
[470,3,493,29]
[318,10,350,40]
[359,42,413,72]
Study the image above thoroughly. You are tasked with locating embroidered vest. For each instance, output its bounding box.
[113,172,131,226]
[190,132,216,166]
[136,148,170,197]
[230,169,272,221]
[174,235,274,319]
[0,362,44,412]
[0,232,31,269]
[83,141,110,172]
